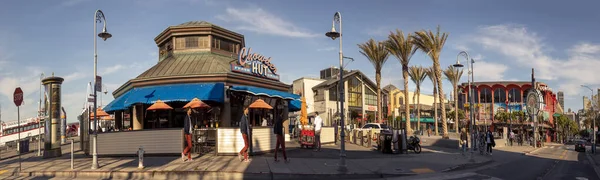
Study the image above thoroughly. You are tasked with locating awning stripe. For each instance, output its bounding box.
[229,86,300,100]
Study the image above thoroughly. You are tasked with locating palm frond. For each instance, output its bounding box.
[408,65,428,93]
[411,25,449,61]
[358,39,390,73]
[443,65,464,86]
[385,29,417,66]
[425,66,436,83]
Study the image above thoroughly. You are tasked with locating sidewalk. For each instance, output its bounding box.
[0,141,493,179]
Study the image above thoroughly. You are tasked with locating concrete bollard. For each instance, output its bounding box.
[137,146,145,169]
[71,139,74,170]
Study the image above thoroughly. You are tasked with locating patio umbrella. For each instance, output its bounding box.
[183,98,210,109]
[89,107,110,119]
[147,100,173,111]
[300,96,308,125]
[249,99,273,109]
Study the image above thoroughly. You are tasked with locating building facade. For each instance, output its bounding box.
[292,77,326,115]
[557,91,564,112]
[457,81,558,142]
[312,68,380,127]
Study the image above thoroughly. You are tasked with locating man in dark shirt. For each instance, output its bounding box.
[274,106,288,162]
[239,107,251,162]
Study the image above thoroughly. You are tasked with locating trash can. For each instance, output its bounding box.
[379,131,393,153]
[19,140,29,154]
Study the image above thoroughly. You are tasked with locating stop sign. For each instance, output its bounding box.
[13,87,23,107]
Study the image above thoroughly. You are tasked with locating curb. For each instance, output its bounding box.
[523,147,545,155]
[585,152,600,180]
[18,170,417,180]
[441,159,495,172]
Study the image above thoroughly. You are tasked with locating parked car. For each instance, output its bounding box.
[359,123,390,132]
[575,140,586,152]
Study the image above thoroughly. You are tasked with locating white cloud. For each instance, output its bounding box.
[471,60,508,81]
[461,24,600,96]
[317,47,336,52]
[101,64,125,75]
[64,72,87,82]
[216,7,319,38]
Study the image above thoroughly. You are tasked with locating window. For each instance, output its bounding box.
[508,88,521,102]
[479,88,492,103]
[399,97,404,105]
[494,88,506,103]
[213,37,238,53]
[366,88,376,106]
[175,36,209,50]
[329,85,338,101]
[348,77,363,107]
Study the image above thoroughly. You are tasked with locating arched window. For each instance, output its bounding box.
[479,88,492,103]
[494,88,506,103]
[508,88,521,103]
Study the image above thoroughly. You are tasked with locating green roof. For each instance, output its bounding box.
[136,52,234,80]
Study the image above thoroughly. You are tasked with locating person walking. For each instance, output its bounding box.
[333,119,338,145]
[182,108,193,162]
[486,129,495,155]
[273,106,289,162]
[238,107,251,162]
[460,128,468,155]
[313,112,323,152]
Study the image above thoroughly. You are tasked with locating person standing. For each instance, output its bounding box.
[313,112,323,152]
[486,130,495,155]
[333,119,338,145]
[273,106,289,162]
[239,107,251,162]
[460,128,468,155]
[182,108,193,162]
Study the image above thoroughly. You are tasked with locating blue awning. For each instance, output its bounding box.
[104,83,224,112]
[289,99,301,112]
[229,86,300,100]
[103,90,133,112]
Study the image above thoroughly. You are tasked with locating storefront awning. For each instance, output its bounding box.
[229,86,300,100]
[104,83,225,112]
[289,99,302,112]
[103,90,133,112]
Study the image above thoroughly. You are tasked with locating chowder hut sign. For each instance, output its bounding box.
[231,47,280,80]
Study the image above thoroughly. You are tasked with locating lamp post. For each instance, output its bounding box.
[38,73,45,156]
[454,51,475,162]
[581,85,596,154]
[325,11,347,173]
[92,9,112,169]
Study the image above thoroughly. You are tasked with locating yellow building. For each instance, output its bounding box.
[383,85,450,116]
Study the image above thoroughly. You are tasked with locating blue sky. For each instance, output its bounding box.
[1,0,600,122]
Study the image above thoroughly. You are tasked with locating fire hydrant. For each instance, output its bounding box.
[137,146,145,169]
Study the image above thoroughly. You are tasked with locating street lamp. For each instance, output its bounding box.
[326,11,346,173]
[581,85,596,154]
[38,73,45,156]
[92,9,112,170]
[453,51,475,162]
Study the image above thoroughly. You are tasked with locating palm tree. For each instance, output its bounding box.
[412,26,450,138]
[358,38,390,124]
[443,65,463,133]
[408,66,427,132]
[425,67,439,136]
[385,29,417,133]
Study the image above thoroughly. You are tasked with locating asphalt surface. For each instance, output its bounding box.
[402,144,599,180]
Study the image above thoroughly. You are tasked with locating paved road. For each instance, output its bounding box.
[404,144,599,180]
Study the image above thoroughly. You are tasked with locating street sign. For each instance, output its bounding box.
[95,76,102,92]
[13,87,23,106]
